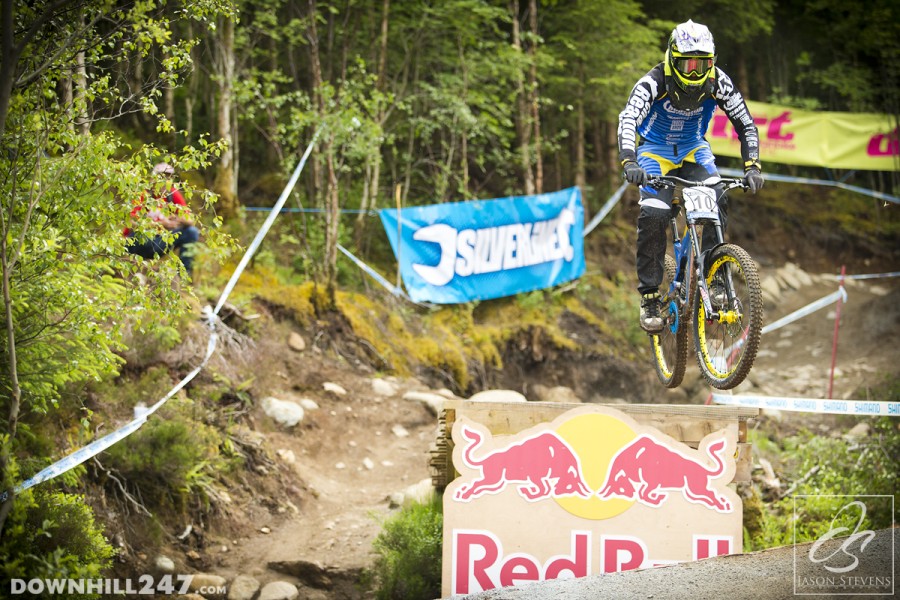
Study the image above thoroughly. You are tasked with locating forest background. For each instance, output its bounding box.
[0,0,898,592]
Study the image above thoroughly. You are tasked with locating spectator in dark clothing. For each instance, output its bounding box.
[124,162,199,277]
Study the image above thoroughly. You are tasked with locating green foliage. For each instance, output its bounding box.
[746,410,900,551]
[0,486,115,599]
[0,1,235,431]
[370,499,444,600]
[104,417,226,513]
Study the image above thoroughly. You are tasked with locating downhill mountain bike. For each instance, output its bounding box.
[648,175,764,390]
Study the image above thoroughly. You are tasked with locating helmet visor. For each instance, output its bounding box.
[673,56,714,80]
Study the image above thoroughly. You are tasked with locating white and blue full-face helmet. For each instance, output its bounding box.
[666,20,716,94]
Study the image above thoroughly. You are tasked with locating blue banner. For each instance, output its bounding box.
[379,187,585,304]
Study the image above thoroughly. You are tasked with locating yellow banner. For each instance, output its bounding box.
[708,101,899,171]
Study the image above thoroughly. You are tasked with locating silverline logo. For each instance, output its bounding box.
[411,208,577,286]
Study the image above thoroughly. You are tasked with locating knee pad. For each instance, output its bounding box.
[638,204,670,231]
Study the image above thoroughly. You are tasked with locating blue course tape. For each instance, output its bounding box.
[712,393,900,417]
[244,207,375,214]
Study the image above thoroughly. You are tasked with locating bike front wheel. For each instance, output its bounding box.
[651,255,689,388]
[692,244,763,389]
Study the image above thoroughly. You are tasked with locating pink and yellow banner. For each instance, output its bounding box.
[709,101,898,171]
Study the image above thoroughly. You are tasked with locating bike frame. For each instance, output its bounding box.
[658,176,745,323]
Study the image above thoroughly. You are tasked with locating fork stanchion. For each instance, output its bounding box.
[827,265,847,399]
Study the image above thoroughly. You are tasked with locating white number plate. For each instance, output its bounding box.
[682,186,719,219]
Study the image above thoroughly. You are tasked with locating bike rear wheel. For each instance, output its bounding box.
[692,243,763,389]
[651,255,689,388]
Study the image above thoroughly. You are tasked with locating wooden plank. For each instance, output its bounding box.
[442,400,756,443]
[429,401,757,489]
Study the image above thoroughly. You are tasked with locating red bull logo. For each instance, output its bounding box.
[597,434,732,512]
[451,412,735,516]
[443,405,743,596]
[455,426,592,502]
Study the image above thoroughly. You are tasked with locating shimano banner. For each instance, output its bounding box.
[379,187,585,304]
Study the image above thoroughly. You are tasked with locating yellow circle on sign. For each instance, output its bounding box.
[554,413,636,519]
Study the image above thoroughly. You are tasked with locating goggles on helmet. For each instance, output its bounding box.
[673,55,714,80]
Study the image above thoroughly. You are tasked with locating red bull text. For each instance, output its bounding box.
[442,407,743,596]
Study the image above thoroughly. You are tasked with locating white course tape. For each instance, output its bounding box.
[712,393,900,417]
[1,309,220,503]
[215,127,322,314]
[718,167,900,204]
[827,271,900,281]
[336,244,423,305]
[761,288,847,335]
[723,287,848,358]
[583,182,628,237]
[2,130,323,503]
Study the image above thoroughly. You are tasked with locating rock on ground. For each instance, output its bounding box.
[261,396,305,427]
[226,575,260,600]
[257,581,299,600]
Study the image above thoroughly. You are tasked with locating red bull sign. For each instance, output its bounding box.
[442,405,742,596]
[708,100,898,171]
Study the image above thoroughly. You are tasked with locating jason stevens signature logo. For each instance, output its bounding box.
[411,209,576,286]
[808,500,876,573]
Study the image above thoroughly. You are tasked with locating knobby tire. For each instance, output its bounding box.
[692,244,763,389]
[651,254,689,388]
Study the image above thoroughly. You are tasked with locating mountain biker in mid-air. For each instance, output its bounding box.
[617,19,764,334]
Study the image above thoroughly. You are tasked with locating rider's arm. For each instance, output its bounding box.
[617,66,665,165]
[713,68,761,173]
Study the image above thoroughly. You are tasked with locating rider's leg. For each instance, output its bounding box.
[635,153,672,333]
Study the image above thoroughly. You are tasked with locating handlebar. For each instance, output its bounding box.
[646,174,747,191]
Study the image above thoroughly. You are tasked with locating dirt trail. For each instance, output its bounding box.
[206,364,438,598]
[748,271,899,401]
[187,267,898,599]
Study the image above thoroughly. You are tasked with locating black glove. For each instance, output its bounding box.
[744,168,764,194]
[623,161,647,186]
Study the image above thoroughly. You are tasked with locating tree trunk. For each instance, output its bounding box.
[355,0,389,244]
[510,0,534,195]
[213,16,238,219]
[527,0,542,193]
[604,122,618,187]
[0,244,20,440]
[735,53,750,100]
[458,34,469,198]
[75,48,89,135]
[308,0,338,308]
[62,71,74,135]
[184,22,197,145]
[0,0,20,141]
[575,97,586,192]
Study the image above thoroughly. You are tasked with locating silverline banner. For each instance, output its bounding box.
[379,187,585,304]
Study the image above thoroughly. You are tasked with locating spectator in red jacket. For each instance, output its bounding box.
[124,162,200,277]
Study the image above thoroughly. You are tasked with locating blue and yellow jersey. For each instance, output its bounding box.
[618,63,760,171]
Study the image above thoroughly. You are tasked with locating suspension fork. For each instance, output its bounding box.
[706,219,738,309]
[692,219,737,318]
[669,217,690,305]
